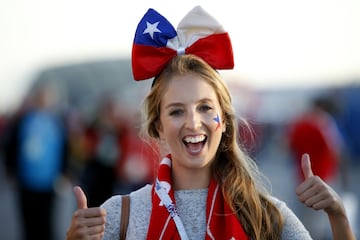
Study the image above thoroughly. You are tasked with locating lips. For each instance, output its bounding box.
[183,135,207,154]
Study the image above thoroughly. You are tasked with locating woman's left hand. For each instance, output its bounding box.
[295,153,345,217]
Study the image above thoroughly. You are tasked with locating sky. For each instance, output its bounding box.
[1,0,360,113]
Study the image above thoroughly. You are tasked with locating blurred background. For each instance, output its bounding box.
[0,0,359,239]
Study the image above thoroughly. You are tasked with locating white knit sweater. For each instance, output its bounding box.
[101,184,312,239]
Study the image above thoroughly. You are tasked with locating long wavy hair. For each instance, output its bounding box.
[140,54,283,239]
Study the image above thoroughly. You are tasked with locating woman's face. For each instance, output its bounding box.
[157,73,225,171]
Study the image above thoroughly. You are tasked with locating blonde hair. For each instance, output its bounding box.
[141,54,283,239]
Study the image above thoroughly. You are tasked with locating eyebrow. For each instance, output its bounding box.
[164,98,215,110]
[164,102,183,110]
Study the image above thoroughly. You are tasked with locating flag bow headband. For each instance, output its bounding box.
[132,6,234,81]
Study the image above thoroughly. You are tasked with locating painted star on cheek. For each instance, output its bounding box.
[213,114,221,131]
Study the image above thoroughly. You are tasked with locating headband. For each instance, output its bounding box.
[131,6,234,81]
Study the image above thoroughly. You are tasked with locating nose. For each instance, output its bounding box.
[185,111,202,130]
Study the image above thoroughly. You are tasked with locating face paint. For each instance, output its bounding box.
[213,113,221,131]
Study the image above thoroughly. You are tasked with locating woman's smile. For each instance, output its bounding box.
[183,134,207,155]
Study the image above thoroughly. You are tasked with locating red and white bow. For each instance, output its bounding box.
[132,6,234,81]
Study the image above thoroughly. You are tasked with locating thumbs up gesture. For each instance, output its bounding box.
[66,186,107,240]
[296,154,356,240]
[296,153,343,215]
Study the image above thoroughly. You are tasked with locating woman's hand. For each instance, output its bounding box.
[296,153,355,240]
[66,186,107,240]
[296,154,345,216]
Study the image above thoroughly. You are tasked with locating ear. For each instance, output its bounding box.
[222,115,226,133]
[222,121,226,133]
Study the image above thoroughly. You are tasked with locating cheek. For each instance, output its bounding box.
[158,117,181,138]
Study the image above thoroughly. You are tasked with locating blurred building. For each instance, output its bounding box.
[26,58,152,121]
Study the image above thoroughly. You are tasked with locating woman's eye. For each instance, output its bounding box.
[199,105,212,112]
[169,109,183,116]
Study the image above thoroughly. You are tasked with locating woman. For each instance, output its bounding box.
[66,6,355,240]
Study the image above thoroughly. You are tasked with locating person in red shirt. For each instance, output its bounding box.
[288,96,343,183]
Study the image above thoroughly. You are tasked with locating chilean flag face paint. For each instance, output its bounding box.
[213,113,221,131]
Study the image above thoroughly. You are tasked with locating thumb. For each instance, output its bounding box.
[73,186,88,209]
[301,153,314,179]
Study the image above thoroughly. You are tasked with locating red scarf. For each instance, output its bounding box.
[146,155,249,240]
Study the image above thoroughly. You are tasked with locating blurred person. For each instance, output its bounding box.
[79,95,126,207]
[79,98,157,206]
[339,86,360,164]
[3,83,69,240]
[64,107,89,180]
[66,6,355,240]
[114,110,158,194]
[0,113,9,159]
[288,96,344,183]
[0,113,8,140]
[287,96,346,239]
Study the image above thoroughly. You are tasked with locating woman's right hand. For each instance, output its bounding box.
[66,186,107,240]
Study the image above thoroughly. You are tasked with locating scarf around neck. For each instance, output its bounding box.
[146,155,249,240]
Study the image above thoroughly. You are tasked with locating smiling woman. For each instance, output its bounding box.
[66,6,304,240]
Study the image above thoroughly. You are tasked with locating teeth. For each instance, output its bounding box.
[184,135,205,143]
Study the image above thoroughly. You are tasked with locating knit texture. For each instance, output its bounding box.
[101,184,313,239]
